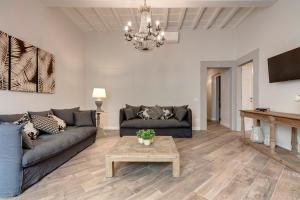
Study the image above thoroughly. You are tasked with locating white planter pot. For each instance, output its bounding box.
[138,137,144,144]
[143,139,151,146]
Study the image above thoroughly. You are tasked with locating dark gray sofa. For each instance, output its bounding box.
[120,108,192,138]
[0,114,97,197]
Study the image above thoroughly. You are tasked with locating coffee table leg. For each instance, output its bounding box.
[172,158,180,177]
[106,158,114,177]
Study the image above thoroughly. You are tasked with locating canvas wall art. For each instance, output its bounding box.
[0,31,9,90]
[10,36,38,92]
[0,30,55,93]
[38,48,55,93]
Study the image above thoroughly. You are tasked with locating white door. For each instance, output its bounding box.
[241,62,254,131]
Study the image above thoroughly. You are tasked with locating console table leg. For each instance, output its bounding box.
[105,158,114,177]
[172,158,180,177]
[270,118,276,154]
[241,115,246,143]
[292,127,298,154]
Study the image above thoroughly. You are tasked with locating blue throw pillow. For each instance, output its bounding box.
[0,123,23,197]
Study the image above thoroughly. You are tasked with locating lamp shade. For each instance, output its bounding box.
[92,88,106,99]
[295,95,300,102]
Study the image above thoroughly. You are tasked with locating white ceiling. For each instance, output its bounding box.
[41,0,277,33]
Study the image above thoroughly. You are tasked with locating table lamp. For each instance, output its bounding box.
[92,88,106,112]
[295,95,300,102]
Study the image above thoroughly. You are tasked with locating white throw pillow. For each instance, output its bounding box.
[48,114,67,131]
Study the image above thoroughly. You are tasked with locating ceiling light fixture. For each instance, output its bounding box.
[124,0,165,51]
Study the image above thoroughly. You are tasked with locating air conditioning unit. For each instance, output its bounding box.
[164,32,179,43]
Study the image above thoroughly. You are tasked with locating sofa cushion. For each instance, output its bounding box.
[121,119,190,129]
[124,108,136,120]
[28,110,52,118]
[125,104,141,117]
[74,111,93,127]
[0,114,24,123]
[51,107,80,126]
[174,105,188,121]
[22,126,96,167]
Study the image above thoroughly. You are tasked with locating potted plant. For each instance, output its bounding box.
[141,129,155,146]
[136,130,144,144]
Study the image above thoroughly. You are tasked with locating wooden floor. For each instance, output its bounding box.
[7,123,300,200]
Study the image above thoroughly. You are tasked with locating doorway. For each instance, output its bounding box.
[206,68,231,129]
[241,61,254,131]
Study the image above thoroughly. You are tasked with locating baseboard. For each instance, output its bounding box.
[220,121,230,128]
[103,126,119,130]
[192,126,201,130]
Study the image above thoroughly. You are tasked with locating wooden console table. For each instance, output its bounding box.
[240,110,300,172]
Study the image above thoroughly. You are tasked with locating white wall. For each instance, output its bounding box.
[85,30,236,129]
[236,0,300,151]
[0,0,86,114]
[220,69,230,128]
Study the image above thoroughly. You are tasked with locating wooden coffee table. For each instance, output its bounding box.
[105,136,180,177]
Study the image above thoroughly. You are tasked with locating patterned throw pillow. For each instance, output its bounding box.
[148,106,163,120]
[173,105,189,121]
[13,113,39,149]
[48,114,66,131]
[31,115,60,135]
[137,107,150,120]
[161,108,174,120]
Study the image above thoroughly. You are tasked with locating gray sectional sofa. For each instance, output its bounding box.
[0,113,97,197]
[120,107,192,138]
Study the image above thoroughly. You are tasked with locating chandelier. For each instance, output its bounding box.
[124,0,165,51]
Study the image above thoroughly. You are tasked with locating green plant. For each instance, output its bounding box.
[137,129,155,140]
[136,130,143,138]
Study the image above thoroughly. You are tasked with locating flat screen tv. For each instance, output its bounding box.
[268,47,300,83]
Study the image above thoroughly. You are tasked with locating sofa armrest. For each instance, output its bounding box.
[0,124,23,197]
[186,108,192,127]
[119,108,126,128]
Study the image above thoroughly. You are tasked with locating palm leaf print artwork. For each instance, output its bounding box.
[38,48,55,93]
[10,36,38,92]
[0,31,9,90]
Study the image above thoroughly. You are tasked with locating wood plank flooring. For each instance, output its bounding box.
[5,123,300,200]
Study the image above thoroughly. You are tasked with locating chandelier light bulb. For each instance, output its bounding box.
[124,26,129,31]
[134,37,137,40]
[127,21,132,27]
[147,17,151,23]
[157,35,161,40]
[161,31,165,36]
[156,20,160,26]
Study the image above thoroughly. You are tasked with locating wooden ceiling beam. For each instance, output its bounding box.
[177,8,187,31]
[231,7,255,29]
[163,8,169,30]
[218,7,239,29]
[111,8,124,29]
[75,8,102,32]
[192,7,205,30]
[205,7,222,29]
[93,8,111,31]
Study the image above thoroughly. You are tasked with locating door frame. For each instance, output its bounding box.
[200,61,236,130]
[236,49,259,131]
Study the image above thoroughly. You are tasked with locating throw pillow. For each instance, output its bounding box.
[74,111,93,127]
[125,104,141,117]
[13,113,39,149]
[173,105,188,121]
[124,108,136,120]
[48,114,67,131]
[147,106,163,120]
[31,115,60,135]
[137,107,150,120]
[51,107,80,126]
[161,108,174,120]
[28,110,52,118]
